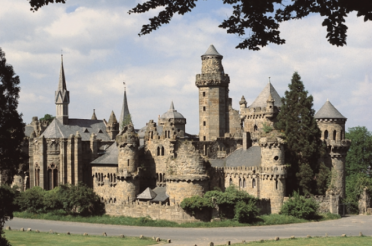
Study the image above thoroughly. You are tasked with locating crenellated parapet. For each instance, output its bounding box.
[195,73,230,87]
[325,139,351,157]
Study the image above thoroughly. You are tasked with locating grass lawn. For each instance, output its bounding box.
[13,212,340,228]
[4,230,161,246]
[228,236,372,246]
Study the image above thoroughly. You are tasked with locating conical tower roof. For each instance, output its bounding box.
[108,111,118,124]
[119,85,132,130]
[58,55,67,91]
[249,82,282,108]
[315,100,346,119]
[91,109,97,120]
[202,44,222,57]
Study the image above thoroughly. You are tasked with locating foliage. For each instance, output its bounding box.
[315,162,331,195]
[280,191,319,220]
[262,122,273,134]
[39,114,55,124]
[344,127,372,213]
[181,186,259,223]
[16,186,46,213]
[0,48,26,183]
[274,72,322,195]
[180,196,213,213]
[15,183,104,216]
[0,185,16,246]
[56,183,105,215]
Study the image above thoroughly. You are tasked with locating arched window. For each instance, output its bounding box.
[35,163,40,187]
[160,173,163,182]
[243,178,246,188]
[157,146,160,156]
[275,179,278,190]
[229,178,233,186]
[127,159,130,166]
[333,130,337,140]
[168,131,171,138]
[324,130,328,140]
[100,173,103,182]
[239,178,242,188]
[252,179,256,188]
[48,163,58,190]
[161,146,165,156]
[203,136,206,141]
[254,125,258,131]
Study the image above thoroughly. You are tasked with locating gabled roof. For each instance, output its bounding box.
[209,146,261,168]
[91,143,118,165]
[249,82,282,109]
[151,187,169,202]
[202,44,222,57]
[41,118,111,141]
[315,100,346,119]
[137,187,157,200]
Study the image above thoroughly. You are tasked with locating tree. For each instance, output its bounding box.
[0,48,26,183]
[27,1,372,51]
[0,186,15,246]
[39,114,55,124]
[275,72,322,195]
[344,126,372,213]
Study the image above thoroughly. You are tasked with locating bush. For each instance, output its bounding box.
[181,186,259,223]
[280,191,319,220]
[16,186,46,213]
[56,183,104,215]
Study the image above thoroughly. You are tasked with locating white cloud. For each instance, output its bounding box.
[1,1,371,133]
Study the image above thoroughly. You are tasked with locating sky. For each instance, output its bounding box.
[1,0,372,134]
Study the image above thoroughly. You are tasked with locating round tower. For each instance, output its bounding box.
[166,141,209,205]
[115,124,140,201]
[196,45,230,141]
[259,136,287,213]
[315,100,350,198]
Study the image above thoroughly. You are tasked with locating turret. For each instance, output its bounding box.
[116,124,139,173]
[196,45,230,141]
[158,101,187,134]
[315,99,350,198]
[265,93,275,118]
[55,55,70,125]
[91,109,97,120]
[106,111,119,140]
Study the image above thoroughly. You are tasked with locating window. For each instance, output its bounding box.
[157,146,160,156]
[161,146,165,156]
[203,92,206,97]
[203,136,206,141]
[203,121,206,126]
[333,130,337,140]
[254,125,258,131]
[243,178,246,188]
[127,159,130,166]
[324,130,328,140]
[252,179,256,188]
[239,178,242,188]
[275,180,278,190]
[203,106,206,111]
[229,178,233,186]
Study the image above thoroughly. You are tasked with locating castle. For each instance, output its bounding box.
[10,45,351,221]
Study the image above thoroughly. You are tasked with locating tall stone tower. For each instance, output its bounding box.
[55,55,70,125]
[315,100,351,198]
[119,84,132,131]
[195,45,230,141]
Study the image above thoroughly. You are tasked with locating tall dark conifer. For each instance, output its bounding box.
[275,72,322,195]
[0,48,26,182]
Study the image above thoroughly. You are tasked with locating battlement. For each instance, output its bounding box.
[214,165,287,176]
[316,118,347,123]
[259,137,284,147]
[195,73,230,87]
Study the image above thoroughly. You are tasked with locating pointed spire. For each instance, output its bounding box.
[202,44,222,57]
[108,111,118,124]
[119,82,132,130]
[91,109,97,120]
[170,101,175,111]
[58,54,67,91]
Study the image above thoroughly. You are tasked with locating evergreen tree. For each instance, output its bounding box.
[275,72,322,195]
[0,47,26,183]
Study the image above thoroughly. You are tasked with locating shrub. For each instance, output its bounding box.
[180,196,213,213]
[234,200,259,223]
[280,191,319,220]
[56,183,104,215]
[16,186,46,213]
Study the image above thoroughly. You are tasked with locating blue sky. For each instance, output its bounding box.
[1,0,372,134]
